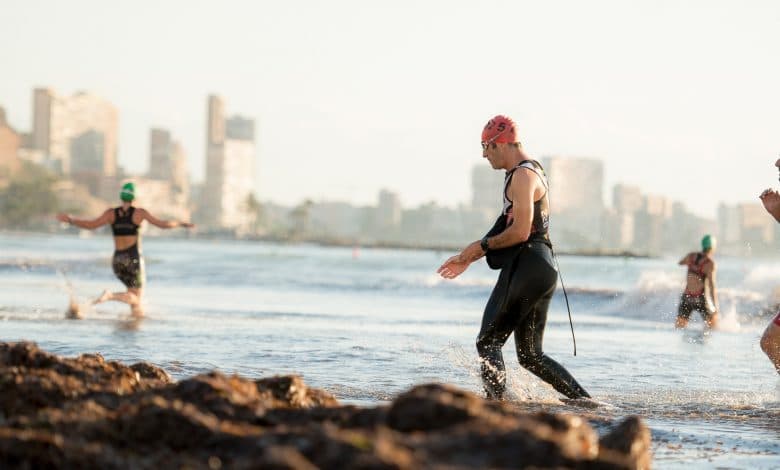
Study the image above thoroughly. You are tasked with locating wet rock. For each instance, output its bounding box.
[255,375,339,408]
[0,342,652,469]
[594,415,652,469]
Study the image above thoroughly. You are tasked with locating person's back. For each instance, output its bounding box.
[110,205,141,251]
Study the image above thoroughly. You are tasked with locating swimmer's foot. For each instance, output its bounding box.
[93,290,112,305]
[66,297,83,319]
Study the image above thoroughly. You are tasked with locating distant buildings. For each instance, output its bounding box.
[123,177,191,227]
[471,165,504,214]
[0,107,21,179]
[145,128,191,223]
[375,189,402,232]
[3,86,778,251]
[540,156,604,249]
[199,94,257,232]
[31,88,118,178]
[718,202,775,252]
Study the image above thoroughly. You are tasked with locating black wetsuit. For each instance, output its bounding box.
[477,160,589,400]
[111,207,144,288]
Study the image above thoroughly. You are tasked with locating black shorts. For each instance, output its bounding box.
[677,293,715,320]
[112,244,145,288]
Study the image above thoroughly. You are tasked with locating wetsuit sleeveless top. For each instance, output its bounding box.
[484,160,550,269]
[111,207,139,236]
[685,253,710,296]
[502,160,550,243]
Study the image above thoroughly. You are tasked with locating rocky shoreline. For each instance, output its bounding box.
[0,342,651,469]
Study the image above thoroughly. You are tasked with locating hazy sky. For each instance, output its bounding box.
[1,0,778,217]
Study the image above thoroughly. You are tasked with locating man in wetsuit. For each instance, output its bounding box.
[56,182,194,316]
[437,115,590,400]
[675,235,720,330]
[759,158,780,373]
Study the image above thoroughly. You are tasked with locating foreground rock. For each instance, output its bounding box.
[0,342,650,469]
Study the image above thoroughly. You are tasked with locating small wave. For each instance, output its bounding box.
[745,264,780,285]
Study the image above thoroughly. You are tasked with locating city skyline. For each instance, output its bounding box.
[0,86,771,220]
[1,1,778,218]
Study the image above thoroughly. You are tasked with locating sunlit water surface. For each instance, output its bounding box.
[1,232,778,468]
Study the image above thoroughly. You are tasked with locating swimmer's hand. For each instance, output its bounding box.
[180,222,195,229]
[760,189,780,222]
[437,255,470,279]
[437,241,483,279]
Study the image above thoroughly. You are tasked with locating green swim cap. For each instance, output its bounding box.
[701,234,716,251]
[120,182,135,202]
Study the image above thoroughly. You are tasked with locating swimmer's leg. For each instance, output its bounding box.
[515,295,590,399]
[93,287,144,317]
[760,318,780,374]
[675,294,693,329]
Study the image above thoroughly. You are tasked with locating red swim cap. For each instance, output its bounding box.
[481,115,517,144]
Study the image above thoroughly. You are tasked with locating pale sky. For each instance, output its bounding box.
[1,0,778,217]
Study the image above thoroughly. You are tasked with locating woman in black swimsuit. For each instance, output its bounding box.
[56,182,194,316]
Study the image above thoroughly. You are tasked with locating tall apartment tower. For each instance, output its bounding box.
[149,128,173,180]
[149,128,189,204]
[200,95,256,231]
[31,88,118,177]
[471,164,504,213]
[0,107,21,177]
[539,156,604,247]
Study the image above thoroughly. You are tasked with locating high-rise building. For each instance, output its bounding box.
[739,202,774,245]
[169,141,189,202]
[69,130,106,195]
[149,128,173,180]
[539,156,604,247]
[226,116,254,141]
[471,164,504,213]
[31,88,118,177]
[70,130,105,173]
[0,107,21,178]
[206,95,225,148]
[540,156,604,212]
[148,128,190,214]
[718,203,741,245]
[377,189,402,230]
[200,95,256,231]
[612,184,643,215]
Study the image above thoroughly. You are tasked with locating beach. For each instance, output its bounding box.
[1,232,778,468]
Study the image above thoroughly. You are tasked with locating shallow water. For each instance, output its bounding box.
[1,232,778,468]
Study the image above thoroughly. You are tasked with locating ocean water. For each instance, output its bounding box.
[1,231,778,468]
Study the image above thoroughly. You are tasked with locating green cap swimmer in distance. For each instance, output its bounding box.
[701,234,716,252]
[120,182,136,202]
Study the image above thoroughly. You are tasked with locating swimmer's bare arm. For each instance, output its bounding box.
[707,263,719,311]
[760,189,780,223]
[678,253,692,265]
[56,209,113,230]
[438,168,536,280]
[136,208,195,229]
[484,168,536,250]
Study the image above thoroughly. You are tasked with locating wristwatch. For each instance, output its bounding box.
[480,236,490,253]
